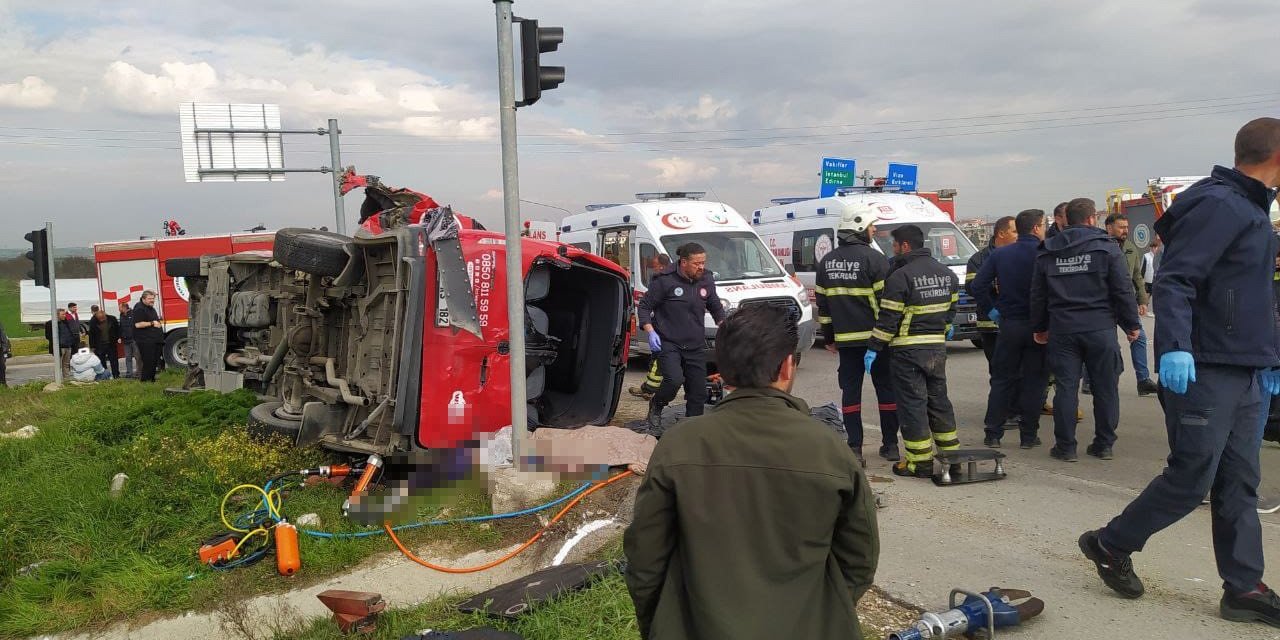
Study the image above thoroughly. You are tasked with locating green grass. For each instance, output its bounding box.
[0,278,40,338]
[0,376,542,638]
[8,337,46,357]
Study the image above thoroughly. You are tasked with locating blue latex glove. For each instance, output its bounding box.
[864,349,878,373]
[946,325,955,341]
[1262,368,1280,396]
[647,330,662,353]
[1159,351,1196,395]
[988,308,1000,324]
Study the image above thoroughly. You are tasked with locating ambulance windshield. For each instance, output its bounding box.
[660,232,784,280]
[871,222,978,267]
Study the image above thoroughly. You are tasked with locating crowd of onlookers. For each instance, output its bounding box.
[35,292,165,384]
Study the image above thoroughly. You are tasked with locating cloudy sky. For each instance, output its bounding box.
[1,0,1276,247]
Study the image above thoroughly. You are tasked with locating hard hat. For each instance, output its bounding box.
[837,201,879,233]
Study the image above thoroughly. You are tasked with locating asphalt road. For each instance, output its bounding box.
[3,354,58,387]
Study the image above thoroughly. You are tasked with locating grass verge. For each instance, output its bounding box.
[0,375,565,639]
[7,337,46,357]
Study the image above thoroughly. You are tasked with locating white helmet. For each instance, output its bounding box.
[837,201,879,233]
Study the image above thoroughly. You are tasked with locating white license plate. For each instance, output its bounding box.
[960,313,977,324]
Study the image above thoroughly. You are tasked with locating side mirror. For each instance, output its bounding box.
[784,263,796,276]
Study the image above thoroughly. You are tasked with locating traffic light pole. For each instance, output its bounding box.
[45,222,62,385]
[494,0,528,468]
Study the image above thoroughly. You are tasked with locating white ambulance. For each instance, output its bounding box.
[558,192,817,363]
[751,188,982,344]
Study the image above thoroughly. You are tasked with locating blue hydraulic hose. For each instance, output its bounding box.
[245,481,595,540]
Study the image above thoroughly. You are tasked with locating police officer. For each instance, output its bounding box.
[816,202,899,465]
[1081,118,1280,625]
[638,242,727,428]
[966,216,1016,366]
[1030,198,1141,462]
[971,209,1048,449]
[867,224,961,479]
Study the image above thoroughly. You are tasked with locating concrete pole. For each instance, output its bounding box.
[328,118,346,235]
[46,222,62,385]
[494,0,528,468]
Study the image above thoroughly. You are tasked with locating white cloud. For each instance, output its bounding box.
[646,157,720,185]
[0,75,58,108]
[102,61,219,113]
[655,94,737,123]
[480,188,503,200]
[371,115,495,138]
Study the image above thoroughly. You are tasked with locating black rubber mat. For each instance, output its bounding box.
[456,560,618,619]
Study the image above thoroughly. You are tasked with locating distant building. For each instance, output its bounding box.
[958,218,992,248]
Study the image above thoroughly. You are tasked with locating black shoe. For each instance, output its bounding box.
[1087,444,1114,460]
[1020,437,1042,449]
[1082,381,1092,395]
[1137,379,1159,396]
[983,436,1001,448]
[646,403,664,430]
[1078,530,1145,599]
[1050,446,1078,462]
[1221,584,1280,627]
[878,445,901,462]
[892,460,934,479]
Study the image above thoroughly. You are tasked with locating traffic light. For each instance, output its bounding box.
[24,228,49,287]
[515,18,564,107]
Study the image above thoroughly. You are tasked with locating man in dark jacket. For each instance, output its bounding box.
[637,243,727,427]
[132,290,165,382]
[625,303,878,640]
[973,209,1048,448]
[966,216,1016,366]
[118,301,136,378]
[0,320,9,386]
[1081,118,1280,627]
[46,309,75,377]
[1031,198,1140,462]
[1045,201,1069,239]
[868,225,961,478]
[87,308,121,379]
[816,201,899,464]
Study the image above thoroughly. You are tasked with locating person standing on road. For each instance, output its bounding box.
[625,303,879,640]
[972,209,1049,449]
[118,301,136,378]
[1142,236,1158,316]
[0,320,9,386]
[629,254,672,401]
[132,290,164,383]
[1104,214,1159,396]
[1031,198,1141,462]
[1081,118,1280,627]
[816,201,900,465]
[637,243,727,429]
[967,216,1017,367]
[87,307,120,379]
[867,224,961,479]
[64,302,82,347]
[53,309,75,377]
[1045,201,1069,239]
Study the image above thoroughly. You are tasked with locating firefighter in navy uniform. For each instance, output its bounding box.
[1030,198,1141,462]
[816,201,900,465]
[1082,119,1280,627]
[867,224,961,479]
[966,216,1016,366]
[637,242,727,429]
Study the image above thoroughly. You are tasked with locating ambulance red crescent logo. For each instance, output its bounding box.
[700,288,707,297]
[661,213,694,229]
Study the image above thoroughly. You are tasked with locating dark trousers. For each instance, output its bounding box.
[0,353,6,384]
[1101,365,1263,594]
[94,345,119,378]
[652,345,708,417]
[984,318,1048,441]
[1049,328,1122,453]
[837,346,900,449]
[890,346,959,465]
[138,341,161,382]
[981,330,1021,422]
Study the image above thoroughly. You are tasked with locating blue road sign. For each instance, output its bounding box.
[886,163,918,191]
[821,157,856,197]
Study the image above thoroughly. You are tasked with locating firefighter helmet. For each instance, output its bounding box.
[837,201,879,233]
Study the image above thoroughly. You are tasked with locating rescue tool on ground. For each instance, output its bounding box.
[888,587,1044,640]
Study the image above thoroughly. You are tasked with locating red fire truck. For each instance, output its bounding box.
[94,231,275,367]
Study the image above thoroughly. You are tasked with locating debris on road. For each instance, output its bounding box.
[109,472,128,497]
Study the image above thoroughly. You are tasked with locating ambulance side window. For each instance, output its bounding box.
[792,228,835,273]
[599,228,633,273]
[569,242,591,252]
[638,243,665,287]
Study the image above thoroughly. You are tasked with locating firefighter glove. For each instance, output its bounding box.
[864,349,877,373]
[1262,368,1280,396]
[988,308,1000,324]
[647,330,662,353]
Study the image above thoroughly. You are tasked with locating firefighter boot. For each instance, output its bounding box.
[892,460,934,479]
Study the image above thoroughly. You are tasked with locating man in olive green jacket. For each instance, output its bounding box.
[624,304,880,640]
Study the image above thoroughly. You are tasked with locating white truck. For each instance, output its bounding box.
[559,192,817,363]
[751,188,982,344]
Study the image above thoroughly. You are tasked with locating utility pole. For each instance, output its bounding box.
[327,118,346,234]
[494,0,527,466]
[45,223,61,385]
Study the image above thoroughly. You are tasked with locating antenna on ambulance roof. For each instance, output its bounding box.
[635,191,706,202]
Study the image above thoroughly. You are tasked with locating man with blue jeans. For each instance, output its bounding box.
[1105,214,1159,396]
[1079,118,1280,628]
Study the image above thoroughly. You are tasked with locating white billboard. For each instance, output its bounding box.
[180,102,285,182]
